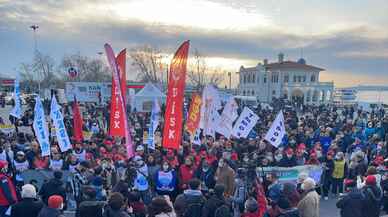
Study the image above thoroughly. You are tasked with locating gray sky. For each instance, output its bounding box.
[1,0,387,87]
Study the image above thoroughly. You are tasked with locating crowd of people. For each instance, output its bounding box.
[0,96,386,217]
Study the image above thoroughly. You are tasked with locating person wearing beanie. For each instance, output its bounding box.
[39,171,66,206]
[276,196,300,217]
[0,160,17,216]
[361,175,382,217]
[202,184,229,217]
[102,192,130,217]
[336,179,364,217]
[10,184,43,217]
[241,197,258,217]
[37,195,64,217]
[297,178,319,217]
[78,186,105,217]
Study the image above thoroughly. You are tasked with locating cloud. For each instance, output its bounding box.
[0,0,387,87]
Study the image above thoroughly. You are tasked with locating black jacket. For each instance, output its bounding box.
[362,185,382,217]
[78,200,106,217]
[336,188,364,217]
[277,208,300,217]
[39,178,66,205]
[202,195,227,217]
[11,198,44,217]
[37,207,64,217]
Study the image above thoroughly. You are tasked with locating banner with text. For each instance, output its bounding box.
[231,107,259,138]
[148,99,160,150]
[215,98,238,138]
[162,41,190,150]
[10,76,22,119]
[186,93,202,135]
[33,96,50,157]
[264,110,286,148]
[256,165,323,184]
[50,96,71,152]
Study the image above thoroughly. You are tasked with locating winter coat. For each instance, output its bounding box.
[297,190,319,217]
[39,178,66,205]
[174,189,206,217]
[78,200,106,217]
[37,207,64,217]
[362,185,382,217]
[102,206,130,217]
[336,188,364,217]
[215,165,235,196]
[178,165,195,189]
[195,168,216,191]
[11,198,44,217]
[155,169,177,192]
[233,178,246,212]
[155,212,177,217]
[202,195,227,217]
[277,208,300,217]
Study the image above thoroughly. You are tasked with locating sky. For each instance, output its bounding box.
[0,0,388,87]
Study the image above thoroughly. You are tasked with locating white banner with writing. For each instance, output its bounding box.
[264,110,286,148]
[231,107,259,138]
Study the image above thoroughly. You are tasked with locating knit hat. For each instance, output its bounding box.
[301,177,316,191]
[0,161,7,169]
[48,195,63,209]
[21,184,36,199]
[244,197,258,213]
[214,184,225,197]
[365,175,376,186]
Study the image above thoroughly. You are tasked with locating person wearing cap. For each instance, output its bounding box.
[336,179,364,217]
[39,171,66,206]
[135,145,145,157]
[0,160,17,216]
[37,195,64,217]
[278,148,297,168]
[10,184,43,217]
[297,178,319,217]
[361,175,382,217]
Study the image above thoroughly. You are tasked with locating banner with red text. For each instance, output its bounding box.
[162,41,190,150]
[109,49,126,137]
[186,93,202,135]
[105,44,134,158]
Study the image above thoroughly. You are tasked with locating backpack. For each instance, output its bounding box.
[183,195,204,217]
[214,204,231,217]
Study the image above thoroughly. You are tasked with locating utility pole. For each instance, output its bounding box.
[228,72,232,89]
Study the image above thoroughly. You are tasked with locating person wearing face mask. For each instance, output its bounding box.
[70,161,89,217]
[178,157,195,191]
[297,178,319,217]
[195,160,215,192]
[215,158,235,197]
[133,156,151,205]
[0,161,17,217]
[155,161,177,199]
[279,148,297,168]
[331,152,347,197]
[73,143,86,162]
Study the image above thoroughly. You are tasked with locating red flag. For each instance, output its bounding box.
[72,97,84,142]
[162,41,190,150]
[109,49,127,137]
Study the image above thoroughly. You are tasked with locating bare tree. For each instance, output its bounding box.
[19,63,39,92]
[187,49,224,90]
[60,53,111,82]
[130,45,164,83]
[32,51,57,89]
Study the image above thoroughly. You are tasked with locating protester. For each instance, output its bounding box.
[147,196,176,217]
[78,187,105,217]
[10,184,43,217]
[38,195,65,217]
[361,175,382,217]
[39,171,66,205]
[0,160,17,217]
[102,192,130,217]
[174,179,206,217]
[215,158,235,197]
[297,178,319,217]
[202,184,229,217]
[336,180,364,217]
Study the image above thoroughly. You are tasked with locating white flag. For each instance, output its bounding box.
[33,96,50,156]
[264,110,286,148]
[148,99,160,150]
[50,96,71,152]
[205,107,221,137]
[199,85,221,130]
[10,76,22,119]
[191,128,202,146]
[215,98,238,138]
[231,107,259,138]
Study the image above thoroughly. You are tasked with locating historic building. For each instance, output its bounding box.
[237,53,334,105]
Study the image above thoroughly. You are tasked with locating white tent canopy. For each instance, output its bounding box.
[131,83,166,112]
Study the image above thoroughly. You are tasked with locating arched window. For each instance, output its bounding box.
[252,74,256,83]
[306,90,311,102]
[311,75,316,82]
[243,74,247,84]
[312,90,319,102]
[257,75,260,83]
[326,90,331,101]
[243,90,246,95]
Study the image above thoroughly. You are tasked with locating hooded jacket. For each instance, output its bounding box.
[362,185,382,217]
[173,189,205,217]
[39,178,66,205]
[336,188,364,217]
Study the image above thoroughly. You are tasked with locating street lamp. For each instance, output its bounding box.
[30,24,40,94]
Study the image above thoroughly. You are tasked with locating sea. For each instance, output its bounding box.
[356,91,388,105]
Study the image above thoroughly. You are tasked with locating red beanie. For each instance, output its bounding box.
[0,161,7,169]
[365,175,376,186]
[48,195,63,209]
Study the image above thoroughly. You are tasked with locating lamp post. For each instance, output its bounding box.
[30,24,40,94]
